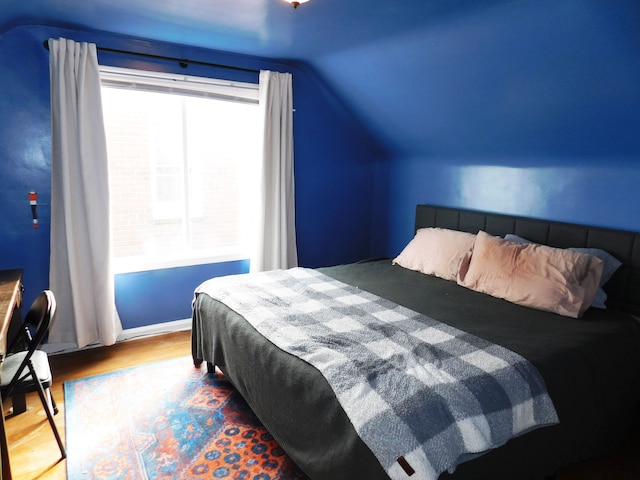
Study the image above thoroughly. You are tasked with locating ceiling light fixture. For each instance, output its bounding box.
[285,0,309,8]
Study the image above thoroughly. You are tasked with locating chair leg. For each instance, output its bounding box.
[28,362,66,459]
[43,388,57,416]
[9,393,26,416]
[49,388,59,416]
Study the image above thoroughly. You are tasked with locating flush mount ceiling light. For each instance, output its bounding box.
[284,0,309,8]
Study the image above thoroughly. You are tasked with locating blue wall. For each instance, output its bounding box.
[315,1,640,256]
[2,1,640,332]
[115,260,249,329]
[0,24,385,329]
[372,157,640,257]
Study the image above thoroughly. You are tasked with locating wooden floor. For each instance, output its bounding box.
[3,330,192,480]
[3,329,639,480]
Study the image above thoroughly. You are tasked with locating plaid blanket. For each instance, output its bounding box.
[195,268,559,480]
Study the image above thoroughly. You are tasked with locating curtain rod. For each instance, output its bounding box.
[42,40,260,74]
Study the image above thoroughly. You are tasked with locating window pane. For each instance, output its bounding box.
[185,97,260,251]
[102,77,260,272]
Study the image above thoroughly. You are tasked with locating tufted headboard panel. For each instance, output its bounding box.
[415,204,640,316]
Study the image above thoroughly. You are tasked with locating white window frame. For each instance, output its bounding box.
[100,66,260,273]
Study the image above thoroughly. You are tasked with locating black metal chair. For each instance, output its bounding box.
[0,290,66,459]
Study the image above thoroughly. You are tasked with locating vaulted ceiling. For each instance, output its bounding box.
[1,0,639,159]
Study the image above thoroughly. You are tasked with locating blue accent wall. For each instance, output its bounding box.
[115,260,249,329]
[0,24,384,328]
[1,0,640,332]
[356,1,640,256]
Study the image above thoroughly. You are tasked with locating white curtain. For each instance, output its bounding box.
[48,38,122,348]
[251,70,298,272]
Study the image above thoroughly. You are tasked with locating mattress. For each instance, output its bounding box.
[192,259,640,479]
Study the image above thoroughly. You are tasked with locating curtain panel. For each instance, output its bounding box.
[252,70,298,272]
[48,37,122,348]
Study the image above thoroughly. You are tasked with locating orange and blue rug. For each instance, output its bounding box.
[64,356,309,479]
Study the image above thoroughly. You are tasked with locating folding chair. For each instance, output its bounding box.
[0,290,65,459]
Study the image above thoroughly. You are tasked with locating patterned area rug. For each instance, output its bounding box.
[64,356,309,479]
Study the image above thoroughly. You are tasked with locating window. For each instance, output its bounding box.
[100,67,261,273]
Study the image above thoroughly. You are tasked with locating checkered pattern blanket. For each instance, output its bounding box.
[195,268,559,480]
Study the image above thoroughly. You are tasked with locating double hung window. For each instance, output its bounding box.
[100,67,260,273]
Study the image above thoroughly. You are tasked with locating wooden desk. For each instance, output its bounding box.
[0,269,23,480]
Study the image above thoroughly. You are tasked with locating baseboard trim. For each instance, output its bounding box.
[117,318,191,342]
[44,318,191,356]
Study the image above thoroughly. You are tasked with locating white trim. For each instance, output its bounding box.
[116,318,191,342]
[44,318,192,356]
[100,65,259,103]
[113,252,249,274]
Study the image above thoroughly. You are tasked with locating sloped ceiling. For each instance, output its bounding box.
[1,0,639,159]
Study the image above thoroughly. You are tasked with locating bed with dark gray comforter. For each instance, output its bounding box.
[191,205,640,479]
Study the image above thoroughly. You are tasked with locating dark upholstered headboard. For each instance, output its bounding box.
[415,204,640,316]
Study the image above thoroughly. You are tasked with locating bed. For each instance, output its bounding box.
[192,204,640,480]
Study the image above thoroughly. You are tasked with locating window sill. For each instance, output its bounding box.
[113,251,249,274]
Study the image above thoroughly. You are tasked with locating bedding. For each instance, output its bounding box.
[458,230,603,318]
[392,227,476,281]
[504,233,623,309]
[192,204,640,479]
[195,267,559,480]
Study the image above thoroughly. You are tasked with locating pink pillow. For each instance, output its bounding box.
[393,228,476,281]
[458,231,604,318]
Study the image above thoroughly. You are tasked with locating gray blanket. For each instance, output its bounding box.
[195,268,559,480]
